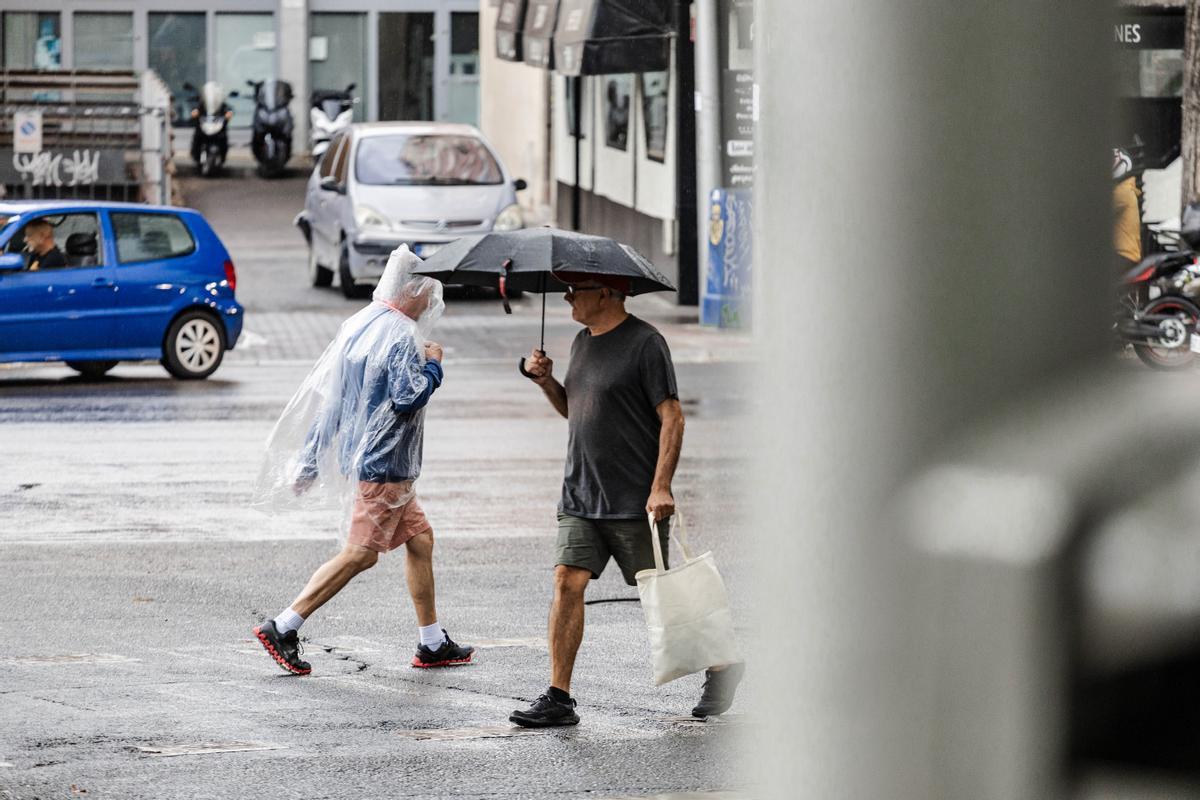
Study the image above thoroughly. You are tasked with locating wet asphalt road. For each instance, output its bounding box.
[0,170,756,799]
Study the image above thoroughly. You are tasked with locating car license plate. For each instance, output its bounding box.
[415,243,442,257]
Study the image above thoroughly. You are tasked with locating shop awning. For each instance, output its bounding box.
[495,0,528,62]
[553,0,673,76]
[523,0,561,69]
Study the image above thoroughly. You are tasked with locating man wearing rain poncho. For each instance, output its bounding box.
[251,246,473,675]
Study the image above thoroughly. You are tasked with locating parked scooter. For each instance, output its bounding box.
[183,81,235,177]
[247,79,294,178]
[310,84,356,162]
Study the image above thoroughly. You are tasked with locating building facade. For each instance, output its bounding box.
[0,0,482,150]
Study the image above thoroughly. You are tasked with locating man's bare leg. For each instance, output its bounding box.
[289,543,379,618]
[404,528,437,627]
[548,565,591,694]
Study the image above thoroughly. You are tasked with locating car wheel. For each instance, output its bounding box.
[162,310,225,380]
[65,360,118,379]
[338,243,369,300]
[309,245,333,288]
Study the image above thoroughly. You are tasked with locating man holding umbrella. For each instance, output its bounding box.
[510,273,745,727]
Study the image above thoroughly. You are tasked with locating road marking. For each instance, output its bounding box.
[597,793,749,800]
[1,653,138,666]
[466,637,547,649]
[394,725,554,741]
[137,742,286,757]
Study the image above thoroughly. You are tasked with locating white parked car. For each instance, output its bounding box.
[296,121,527,298]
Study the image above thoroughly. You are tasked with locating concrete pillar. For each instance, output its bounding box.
[278,0,310,155]
[753,1,1111,797]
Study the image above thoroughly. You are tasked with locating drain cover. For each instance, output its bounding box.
[137,742,286,757]
[395,726,555,741]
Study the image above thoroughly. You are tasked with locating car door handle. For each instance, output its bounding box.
[92,277,115,289]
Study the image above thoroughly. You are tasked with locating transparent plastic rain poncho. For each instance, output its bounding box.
[252,246,445,534]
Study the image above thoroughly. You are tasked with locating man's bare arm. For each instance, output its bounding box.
[525,348,568,419]
[646,397,684,520]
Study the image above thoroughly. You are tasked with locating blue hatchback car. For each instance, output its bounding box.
[0,201,243,379]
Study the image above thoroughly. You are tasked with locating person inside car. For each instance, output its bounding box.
[24,219,66,272]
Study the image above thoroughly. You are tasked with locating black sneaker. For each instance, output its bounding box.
[692,662,745,718]
[411,630,474,668]
[509,692,580,728]
[253,620,311,676]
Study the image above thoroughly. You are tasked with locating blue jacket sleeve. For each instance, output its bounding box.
[391,358,443,413]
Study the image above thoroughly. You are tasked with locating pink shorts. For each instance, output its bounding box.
[347,481,431,553]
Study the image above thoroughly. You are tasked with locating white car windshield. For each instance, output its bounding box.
[355,134,503,186]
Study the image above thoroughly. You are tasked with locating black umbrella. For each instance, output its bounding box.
[413,227,676,376]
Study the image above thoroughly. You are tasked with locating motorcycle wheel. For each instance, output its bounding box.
[199,149,211,177]
[1133,296,1200,370]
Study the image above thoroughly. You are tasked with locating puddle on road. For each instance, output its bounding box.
[652,714,749,728]
[0,762,13,768]
[1,653,138,666]
[137,742,286,757]
[395,725,555,741]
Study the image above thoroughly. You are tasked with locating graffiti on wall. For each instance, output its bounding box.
[13,150,102,187]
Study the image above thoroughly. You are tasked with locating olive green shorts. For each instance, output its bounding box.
[555,512,671,586]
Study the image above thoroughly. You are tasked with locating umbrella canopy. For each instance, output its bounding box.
[413,227,676,296]
[412,227,675,379]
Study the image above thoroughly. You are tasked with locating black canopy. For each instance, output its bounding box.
[495,0,528,62]
[522,0,560,69]
[553,0,672,76]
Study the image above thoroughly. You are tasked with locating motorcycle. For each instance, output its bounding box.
[247,79,294,178]
[183,81,235,177]
[1115,250,1200,370]
[310,83,356,162]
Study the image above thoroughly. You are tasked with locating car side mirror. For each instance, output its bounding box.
[228,90,240,98]
[0,253,25,272]
[513,178,528,191]
[320,176,343,194]
[182,81,197,92]
[346,83,357,92]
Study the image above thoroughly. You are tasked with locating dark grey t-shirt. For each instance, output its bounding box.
[560,315,678,519]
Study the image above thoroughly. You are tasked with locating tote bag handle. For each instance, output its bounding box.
[648,510,692,574]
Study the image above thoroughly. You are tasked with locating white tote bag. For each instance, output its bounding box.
[635,512,740,686]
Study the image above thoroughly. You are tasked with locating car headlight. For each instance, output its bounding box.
[354,205,392,233]
[493,203,523,232]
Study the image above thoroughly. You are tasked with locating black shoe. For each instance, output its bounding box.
[509,692,580,728]
[692,662,745,718]
[411,630,475,668]
[253,620,311,676]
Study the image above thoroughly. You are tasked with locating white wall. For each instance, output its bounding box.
[553,74,594,192]
[479,1,552,222]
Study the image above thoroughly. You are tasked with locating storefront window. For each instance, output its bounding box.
[215,13,276,124]
[1117,49,1184,98]
[446,12,480,125]
[74,13,134,69]
[640,72,668,163]
[564,77,587,138]
[149,13,207,125]
[379,13,434,121]
[310,13,367,122]
[603,75,632,151]
[4,12,60,69]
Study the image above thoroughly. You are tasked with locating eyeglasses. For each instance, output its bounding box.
[564,285,604,298]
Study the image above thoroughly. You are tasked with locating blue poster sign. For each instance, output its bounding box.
[701,188,752,329]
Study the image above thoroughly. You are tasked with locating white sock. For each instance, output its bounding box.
[273,607,305,636]
[418,622,446,648]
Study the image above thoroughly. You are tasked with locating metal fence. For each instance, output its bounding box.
[0,69,172,204]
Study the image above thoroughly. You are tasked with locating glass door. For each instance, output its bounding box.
[378,12,434,121]
[445,12,480,126]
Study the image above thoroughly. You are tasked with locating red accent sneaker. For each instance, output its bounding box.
[253,620,312,675]
[411,631,474,668]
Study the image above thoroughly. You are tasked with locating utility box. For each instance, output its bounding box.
[701,188,752,328]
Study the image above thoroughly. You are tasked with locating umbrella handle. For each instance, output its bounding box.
[519,349,545,380]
